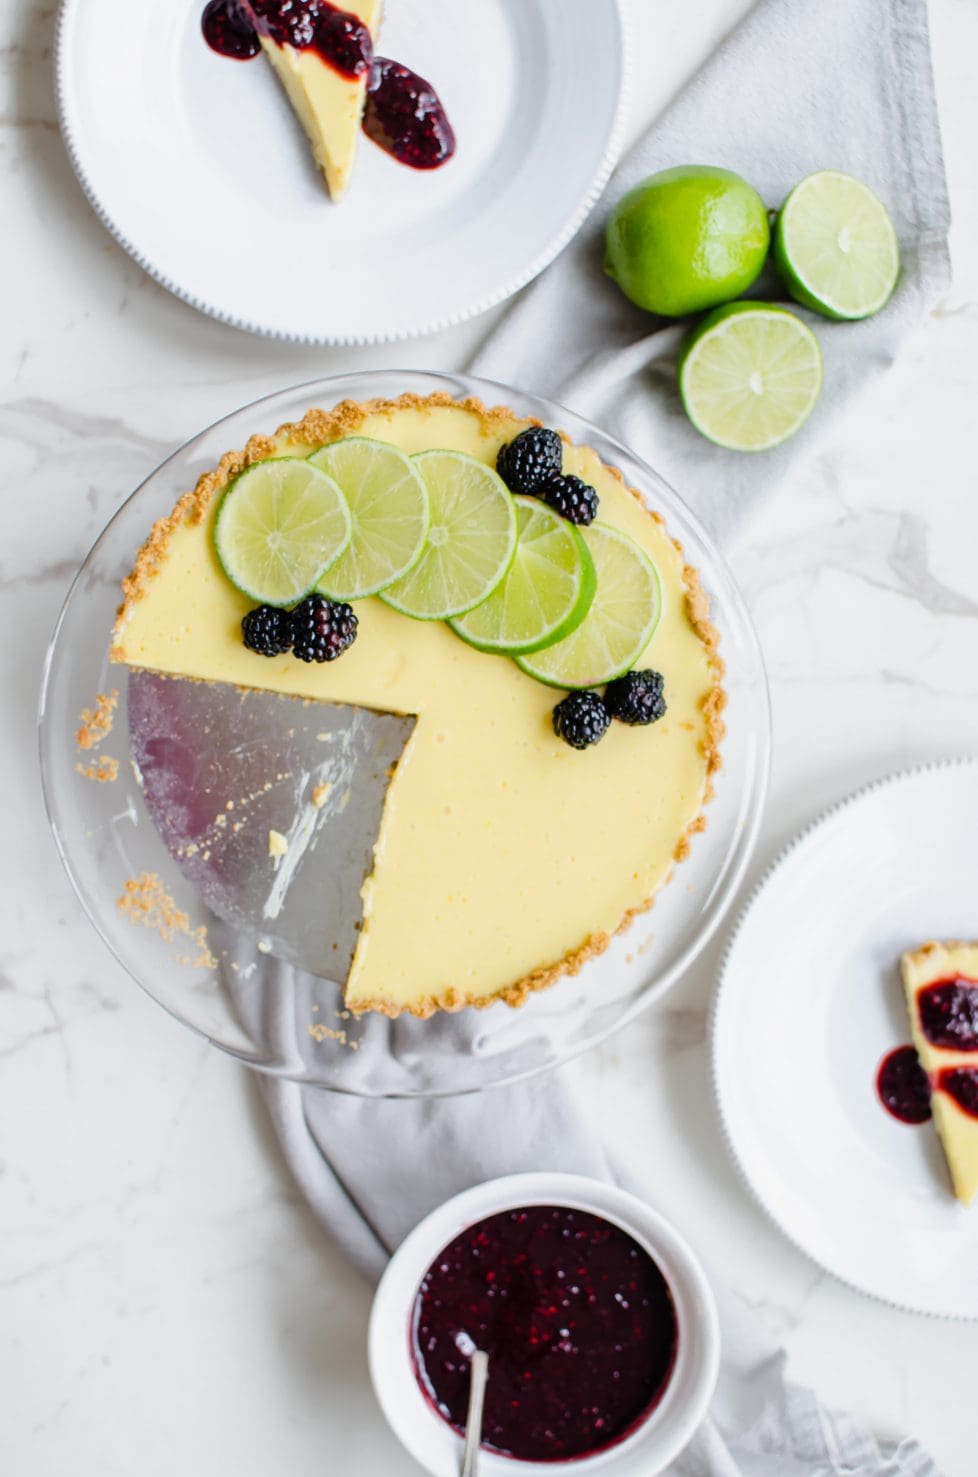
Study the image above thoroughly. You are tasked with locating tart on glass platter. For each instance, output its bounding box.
[40,372,770,1094]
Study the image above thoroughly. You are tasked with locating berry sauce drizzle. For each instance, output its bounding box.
[412,1206,678,1463]
[363,59,456,170]
[876,1046,932,1124]
[937,1067,978,1119]
[201,0,261,59]
[917,977,978,1051]
[201,1,456,170]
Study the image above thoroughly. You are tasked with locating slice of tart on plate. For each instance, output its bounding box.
[901,940,978,1205]
[111,394,724,1018]
[240,0,384,199]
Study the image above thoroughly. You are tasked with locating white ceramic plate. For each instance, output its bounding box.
[55,0,626,343]
[712,760,978,1318]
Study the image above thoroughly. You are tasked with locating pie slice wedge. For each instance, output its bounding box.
[240,0,384,200]
[901,941,978,1206]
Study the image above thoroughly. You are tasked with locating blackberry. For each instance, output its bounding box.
[552,690,611,750]
[242,604,293,657]
[541,475,599,526]
[605,669,666,726]
[291,595,358,663]
[496,427,563,495]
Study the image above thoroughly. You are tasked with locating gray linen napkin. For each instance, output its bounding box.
[227,0,950,1472]
[471,0,950,546]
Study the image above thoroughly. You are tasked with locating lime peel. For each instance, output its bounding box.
[449,496,597,656]
[516,523,662,689]
[774,169,900,321]
[380,450,518,621]
[213,457,352,607]
[678,302,823,453]
[309,437,430,600]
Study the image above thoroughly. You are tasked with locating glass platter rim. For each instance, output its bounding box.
[39,368,772,1098]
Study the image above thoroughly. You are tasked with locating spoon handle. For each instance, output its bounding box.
[460,1350,489,1477]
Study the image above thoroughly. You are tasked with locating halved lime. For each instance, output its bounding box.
[448,496,597,655]
[678,302,823,452]
[213,458,352,606]
[308,438,430,600]
[380,451,517,621]
[774,170,900,320]
[516,524,661,689]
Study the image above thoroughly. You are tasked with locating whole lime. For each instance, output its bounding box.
[604,165,771,317]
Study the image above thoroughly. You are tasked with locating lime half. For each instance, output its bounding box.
[678,302,823,452]
[309,438,429,600]
[774,170,900,320]
[517,524,661,689]
[214,458,352,606]
[380,451,517,621]
[449,496,597,655]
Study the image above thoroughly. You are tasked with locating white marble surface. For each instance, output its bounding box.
[3,1,978,1473]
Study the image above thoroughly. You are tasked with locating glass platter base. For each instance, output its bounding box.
[39,371,770,1097]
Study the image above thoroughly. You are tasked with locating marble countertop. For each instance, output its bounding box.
[4,1,977,1473]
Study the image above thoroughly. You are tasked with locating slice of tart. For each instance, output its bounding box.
[901,941,978,1205]
[111,395,724,1018]
[240,0,384,200]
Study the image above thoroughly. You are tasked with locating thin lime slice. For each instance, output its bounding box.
[774,170,900,321]
[308,438,430,600]
[678,302,823,452]
[517,524,661,689]
[213,458,352,606]
[448,496,597,655]
[380,451,517,621]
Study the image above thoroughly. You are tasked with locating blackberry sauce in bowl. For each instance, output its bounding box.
[411,1205,678,1463]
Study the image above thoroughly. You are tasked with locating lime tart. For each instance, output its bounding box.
[112,395,724,1017]
[901,941,978,1205]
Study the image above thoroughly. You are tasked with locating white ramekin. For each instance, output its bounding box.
[369,1173,720,1477]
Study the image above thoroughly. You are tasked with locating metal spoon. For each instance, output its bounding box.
[456,1332,489,1477]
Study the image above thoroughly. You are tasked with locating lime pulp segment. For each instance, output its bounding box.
[449,496,597,655]
[380,451,518,621]
[213,458,352,607]
[308,438,430,600]
[678,303,823,452]
[775,170,900,320]
[517,523,662,689]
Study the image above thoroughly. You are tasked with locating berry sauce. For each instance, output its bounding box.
[876,1046,932,1124]
[201,0,261,59]
[917,977,978,1051]
[937,1067,978,1119]
[412,1206,678,1463]
[201,1,456,170]
[245,0,372,78]
[363,59,456,170]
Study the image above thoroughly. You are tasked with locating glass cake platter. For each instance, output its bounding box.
[39,371,770,1097]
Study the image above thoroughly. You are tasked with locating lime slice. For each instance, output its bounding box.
[448,496,597,655]
[678,302,823,452]
[308,438,430,600]
[380,451,517,621]
[213,458,352,606]
[517,524,661,689]
[774,170,900,321]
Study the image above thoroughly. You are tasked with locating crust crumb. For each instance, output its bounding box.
[76,690,118,749]
[117,872,217,968]
[76,756,119,783]
[308,1022,348,1046]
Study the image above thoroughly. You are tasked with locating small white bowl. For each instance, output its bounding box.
[369,1173,720,1477]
